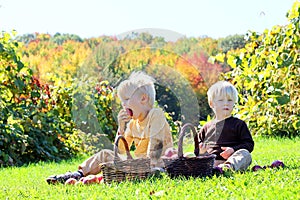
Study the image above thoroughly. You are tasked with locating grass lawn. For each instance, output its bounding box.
[1,137,299,199]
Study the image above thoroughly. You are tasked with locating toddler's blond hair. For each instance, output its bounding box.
[207,81,238,105]
[117,71,156,107]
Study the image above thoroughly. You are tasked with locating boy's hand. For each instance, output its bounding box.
[220,147,234,159]
[117,109,131,135]
[199,142,209,155]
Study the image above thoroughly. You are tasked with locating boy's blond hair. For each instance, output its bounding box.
[117,71,156,107]
[207,81,238,105]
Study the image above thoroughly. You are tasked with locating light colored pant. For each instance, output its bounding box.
[79,149,126,176]
[214,149,252,171]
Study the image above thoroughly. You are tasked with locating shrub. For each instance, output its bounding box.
[0,31,79,166]
[214,1,300,137]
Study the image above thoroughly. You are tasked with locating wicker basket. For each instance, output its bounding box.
[100,135,151,183]
[163,123,216,178]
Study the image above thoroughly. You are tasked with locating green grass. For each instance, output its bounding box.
[1,137,299,200]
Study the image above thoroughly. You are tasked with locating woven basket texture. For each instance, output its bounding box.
[101,135,150,183]
[163,123,216,178]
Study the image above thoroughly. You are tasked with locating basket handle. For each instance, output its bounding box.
[114,135,133,161]
[177,123,200,158]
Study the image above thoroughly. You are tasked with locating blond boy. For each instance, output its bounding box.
[46,71,173,184]
[198,81,254,171]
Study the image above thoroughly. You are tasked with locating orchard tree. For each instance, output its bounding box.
[0,31,78,166]
[218,34,246,53]
[214,1,300,137]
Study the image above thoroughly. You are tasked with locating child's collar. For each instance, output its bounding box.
[214,115,232,123]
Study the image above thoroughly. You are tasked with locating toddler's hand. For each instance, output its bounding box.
[220,147,234,159]
[163,147,178,158]
[117,109,131,134]
[199,142,208,155]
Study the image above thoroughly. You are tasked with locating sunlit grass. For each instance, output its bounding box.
[0,137,299,199]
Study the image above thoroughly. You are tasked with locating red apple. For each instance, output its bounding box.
[79,177,85,182]
[252,165,264,172]
[96,175,103,183]
[270,160,285,168]
[126,108,133,117]
[82,175,98,185]
[65,178,77,185]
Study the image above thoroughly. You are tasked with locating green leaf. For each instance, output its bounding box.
[215,53,225,62]
[0,43,4,52]
[292,120,300,129]
[31,91,41,98]
[276,94,290,105]
[52,146,58,153]
[17,61,24,71]
[14,78,25,91]
[227,55,237,68]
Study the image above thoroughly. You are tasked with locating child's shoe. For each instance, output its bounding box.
[149,167,166,178]
[212,166,224,176]
[218,163,232,169]
[46,171,83,185]
[217,163,234,176]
